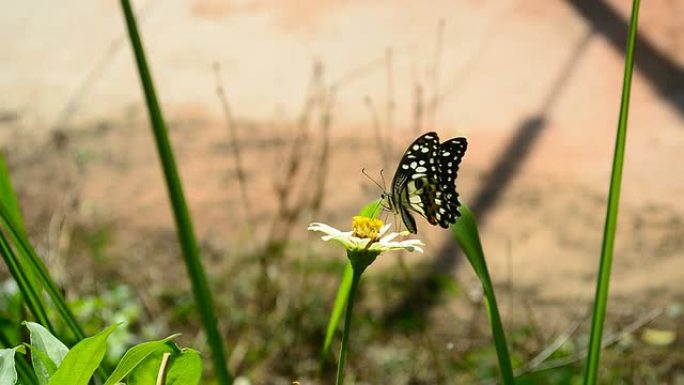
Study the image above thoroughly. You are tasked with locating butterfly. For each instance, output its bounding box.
[382,132,468,234]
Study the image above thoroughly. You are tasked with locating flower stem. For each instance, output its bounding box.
[336,268,363,385]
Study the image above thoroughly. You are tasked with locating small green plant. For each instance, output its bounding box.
[310,202,425,384]
[317,198,515,384]
[0,322,201,385]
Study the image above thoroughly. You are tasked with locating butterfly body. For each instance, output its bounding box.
[385,132,467,234]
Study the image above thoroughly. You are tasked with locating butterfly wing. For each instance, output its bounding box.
[434,137,468,228]
[390,132,441,233]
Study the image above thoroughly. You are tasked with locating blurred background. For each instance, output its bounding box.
[1,0,683,383]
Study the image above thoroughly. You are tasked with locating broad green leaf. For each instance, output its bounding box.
[23,346,57,384]
[166,348,202,385]
[126,344,175,385]
[23,322,68,385]
[321,199,381,358]
[47,324,119,385]
[0,347,19,385]
[104,334,180,385]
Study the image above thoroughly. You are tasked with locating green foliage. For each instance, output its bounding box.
[0,172,86,343]
[0,281,24,346]
[24,322,68,385]
[125,348,174,385]
[1,323,201,385]
[48,324,120,385]
[0,154,25,235]
[451,204,514,384]
[165,349,203,385]
[0,347,20,385]
[68,285,143,365]
[104,334,179,385]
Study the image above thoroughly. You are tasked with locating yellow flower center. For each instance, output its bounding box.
[352,216,384,240]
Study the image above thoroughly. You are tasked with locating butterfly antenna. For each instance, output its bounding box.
[361,168,385,192]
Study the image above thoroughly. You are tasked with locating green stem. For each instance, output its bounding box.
[336,268,362,385]
[119,1,232,384]
[584,0,640,384]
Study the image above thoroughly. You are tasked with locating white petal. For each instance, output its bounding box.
[308,223,343,236]
[377,223,392,236]
[379,232,400,243]
[329,234,355,248]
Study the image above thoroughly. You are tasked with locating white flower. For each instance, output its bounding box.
[308,217,424,253]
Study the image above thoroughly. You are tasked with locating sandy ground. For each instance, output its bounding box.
[2,0,684,342]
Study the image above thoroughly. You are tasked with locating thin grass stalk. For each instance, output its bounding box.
[0,204,85,342]
[384,47,395,157]
[310,86,334,217]
[335,268,362,385]
[365,97,388,166]
[583,0,640,383]
[119,1,232,384]
[213,63,254,233]
[0,230,52,330]
[0,154,26,235]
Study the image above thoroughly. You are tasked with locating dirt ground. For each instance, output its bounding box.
[2,0,683,376]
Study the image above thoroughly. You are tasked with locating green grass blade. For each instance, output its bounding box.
[119,1,232,383]
[0,155,87,342]
[15,355,39,385]
[0,231,52,330]
[0,203,85,342]
[451,204,514,384]
[321,200,382,359]
[584,1,641,384]
[0,153,46,324]
[0,154,26,235]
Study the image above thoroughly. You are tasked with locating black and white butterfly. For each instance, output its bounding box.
[382,132,468,234]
